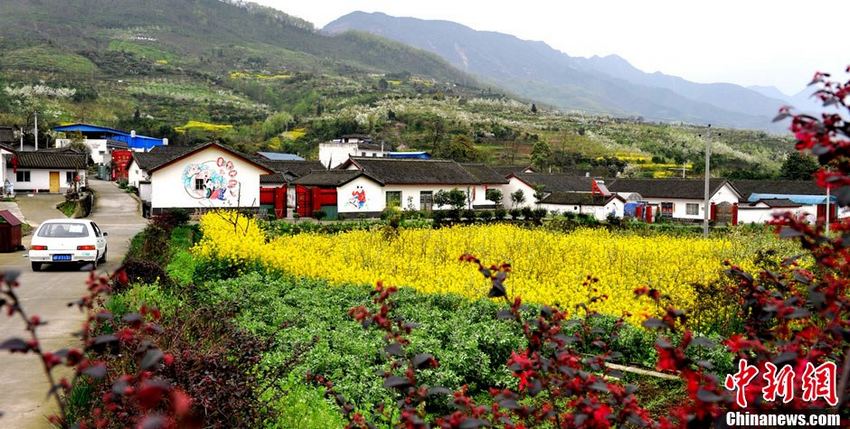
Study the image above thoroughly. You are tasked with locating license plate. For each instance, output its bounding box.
[52,254,72,261]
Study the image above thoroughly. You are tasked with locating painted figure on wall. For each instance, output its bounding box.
[349,185,367,209]
[183,156,240,203]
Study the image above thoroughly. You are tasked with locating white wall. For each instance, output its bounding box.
[127,159,149,188]
[150,146,266,210]
[6,168,86,193]
[541,198,624,221]
[56,138,108,164]
[638,184,741,221]
[319,142,388,169]
[737,204,818,224]
[336,177,484,214]
[503,177,536,208]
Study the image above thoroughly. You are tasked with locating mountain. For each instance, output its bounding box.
[324,12,788,131]
[748,85,826,115]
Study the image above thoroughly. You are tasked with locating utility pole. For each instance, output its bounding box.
[34,111,38,151]
[703,124,711,238]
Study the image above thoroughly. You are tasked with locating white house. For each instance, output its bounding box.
[504,173,599,208]
[137,142,273,216]
[293,158,502,218]
[3,150,87,193]
[319,135,388,169]
[731,179,840,224]
[609,178,741,221]
[539,192,626,220]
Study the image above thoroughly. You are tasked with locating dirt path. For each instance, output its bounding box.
[0,180,146,428]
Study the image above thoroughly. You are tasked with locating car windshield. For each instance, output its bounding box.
[37,222,90,238]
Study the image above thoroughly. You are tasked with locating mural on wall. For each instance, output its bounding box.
[183,156,240,203]
[348,185,367,209]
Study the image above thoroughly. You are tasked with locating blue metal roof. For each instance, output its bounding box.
[53,123,166,150]
[53,123,131,136]
[257,152,305,161]
[748,193,834,205]
[387,151,431,159]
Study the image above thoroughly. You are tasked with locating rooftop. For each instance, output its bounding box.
[343,157,480,185]
[608,178,732,200]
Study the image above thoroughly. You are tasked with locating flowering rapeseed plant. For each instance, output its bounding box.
[194,212,764,324]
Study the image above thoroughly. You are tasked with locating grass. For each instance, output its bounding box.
[56,200,77,218]
[1,46,98,75]
[166,226,198,286]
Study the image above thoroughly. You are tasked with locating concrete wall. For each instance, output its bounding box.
[503,177,536,208]
[150,146,266,210]
[637,184,740,221]
[5,168,86,193]
[737,204,819,224]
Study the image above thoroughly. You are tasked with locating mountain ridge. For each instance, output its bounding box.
[324,11,789,131]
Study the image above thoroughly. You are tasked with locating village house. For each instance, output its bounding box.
[3,149,87,193]
[53,123,168,164]
[608,178,741,222]
[319,134,388,168]
[539,192,626,220]
[503,172,600,208]
[131,142,272,217]
[258,159,325,218]
[731,179,839,223]
[293,158,503,218]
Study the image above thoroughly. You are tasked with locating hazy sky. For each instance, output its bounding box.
[252,0,846,95]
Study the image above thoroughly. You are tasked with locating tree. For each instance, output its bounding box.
[530,140,553,170]
[485,188,503,207]
[433,134,479,162]
[530,103,537,113]
[532,185,546,206]
[377,78,389,90]
[779,151,819,180]
[434,188,467,211]
[510,189,526,208]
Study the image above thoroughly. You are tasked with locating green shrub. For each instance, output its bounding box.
[494,208,507,220]
[265,374,346,429]
[478,210,493,222]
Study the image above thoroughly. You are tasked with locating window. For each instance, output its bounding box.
[371,152,377,157]
[386,191,402,208]
[420,191,433,211]
[195,178,205,191]
[37,222,90,238]
[91,222,102,237]
[66,171,76,184]
[16,171,30,182]
[361,152,366,157]
[660,202,674,217]
[686,203,699,216]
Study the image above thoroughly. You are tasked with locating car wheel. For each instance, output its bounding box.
[91,255,98,271]
[99,247,107,263]
[31,262,42,272]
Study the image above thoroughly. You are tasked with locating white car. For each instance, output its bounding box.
[29,219,108,271]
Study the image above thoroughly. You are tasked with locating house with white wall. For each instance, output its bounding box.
[539,192,626,220]
[135,142,273,216]
[293,158,500,218]
[731,179,840,223]
[3,150,87,193]
[319,135,388,169]
[608,178,741,221]
[504,173,599,208]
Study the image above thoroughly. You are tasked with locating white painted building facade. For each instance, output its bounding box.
[143,144,272,215]
[319,136,387,169]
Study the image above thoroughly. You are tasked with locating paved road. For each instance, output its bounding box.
[0,180,145,428]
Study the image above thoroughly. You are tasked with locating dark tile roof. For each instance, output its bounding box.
[540,192,621,206]
[344,158,481,185]
[491,165,534,176]
[0,126,15,144]
[9,151,87,169]
[293,170,369,186]
[731,180,824,200]
[753,198,802,208]
[262,160,325,178]
[608,178,731,199]
[460,163,509,184]
[0,210,22,226]
[133,146,195,171]
[512,173,597,193]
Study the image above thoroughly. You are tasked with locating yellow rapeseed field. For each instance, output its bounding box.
[194,212,763,323]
